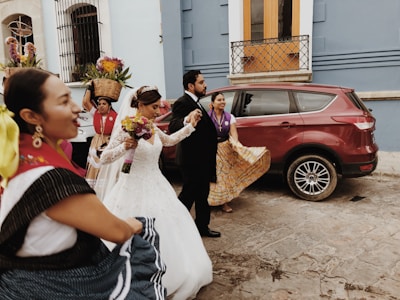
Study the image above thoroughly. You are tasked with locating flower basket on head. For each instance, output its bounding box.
[82,56,132,102]
[92,78,123,102]
[0,37,42,78]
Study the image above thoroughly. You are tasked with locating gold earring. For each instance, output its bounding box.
[32,125,44,148]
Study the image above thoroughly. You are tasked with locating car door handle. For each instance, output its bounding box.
[279,121,296,128]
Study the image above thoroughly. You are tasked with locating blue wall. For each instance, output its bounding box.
[312,0,400,92]
[364,100,400,151]
[312,0,400,151]
[161,0,229,99]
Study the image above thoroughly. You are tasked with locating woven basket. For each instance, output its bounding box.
[92,78,122,102]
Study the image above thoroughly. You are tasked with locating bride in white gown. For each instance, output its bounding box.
[100,86,212,299]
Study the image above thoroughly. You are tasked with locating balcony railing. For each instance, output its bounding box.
[230,35,310,75]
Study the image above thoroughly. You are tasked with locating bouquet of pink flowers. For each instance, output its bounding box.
[121,114,154,173]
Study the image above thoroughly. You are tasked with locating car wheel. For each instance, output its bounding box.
[287,154,337,201]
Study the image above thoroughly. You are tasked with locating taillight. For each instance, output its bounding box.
[331,116,375,130]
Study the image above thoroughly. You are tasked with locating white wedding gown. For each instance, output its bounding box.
[100,124,213,300]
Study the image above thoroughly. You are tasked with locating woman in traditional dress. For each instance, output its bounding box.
[0,68,166,299]
[82,88,117,188]
[207,92,271,212]
[100,86,213,300]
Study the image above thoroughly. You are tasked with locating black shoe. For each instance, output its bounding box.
[199,228,221,238]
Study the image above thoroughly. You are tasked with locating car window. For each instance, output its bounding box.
[199,95,212,111]
[294,92,335,112]
[220,91,235,113]
[241,90,290,116]
[200,91,235,114]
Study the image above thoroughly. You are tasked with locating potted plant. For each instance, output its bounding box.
[82,56,132,102]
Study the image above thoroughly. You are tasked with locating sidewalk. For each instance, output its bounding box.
[375,151,400,177]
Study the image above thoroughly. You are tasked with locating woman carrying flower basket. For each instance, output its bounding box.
[99,86,213,299]
[1,36,42,80]
[82,88,117,188]
[82,56,132,102]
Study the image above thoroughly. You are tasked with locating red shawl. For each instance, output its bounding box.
[13,133,83,178]
[93,109,117,135]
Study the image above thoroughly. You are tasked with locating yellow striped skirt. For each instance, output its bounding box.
[208,138,271,206]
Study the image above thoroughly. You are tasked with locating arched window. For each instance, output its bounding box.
[2,15,35,65]
[71,6,100,66]
[55,0,102,83]
[8,15,34,45]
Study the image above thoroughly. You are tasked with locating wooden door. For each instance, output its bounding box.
[243,0,300,73]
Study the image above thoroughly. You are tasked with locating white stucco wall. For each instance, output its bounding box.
[40,0,165,110]
[300,0,314,68]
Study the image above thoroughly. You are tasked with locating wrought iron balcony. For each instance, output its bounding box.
[230,35,310,75]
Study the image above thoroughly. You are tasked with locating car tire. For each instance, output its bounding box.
[287,154,337,201]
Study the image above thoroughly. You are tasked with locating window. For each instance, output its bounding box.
[251,0,264,40]
[278,0,292,40]
[294,92,335,112]
[242,90,291,116]
[8,15,34,45]
[200,91,236,114]
[55,0,102,83]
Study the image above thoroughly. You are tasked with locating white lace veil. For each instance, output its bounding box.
[93,88,138,201]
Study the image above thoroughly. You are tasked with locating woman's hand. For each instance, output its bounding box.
[125,217,143,234]
[124,137,138,150]
[188,109,202,127]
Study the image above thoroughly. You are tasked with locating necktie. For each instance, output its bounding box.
[196,99,207,115]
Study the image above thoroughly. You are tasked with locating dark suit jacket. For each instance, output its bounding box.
[169,93,217,182]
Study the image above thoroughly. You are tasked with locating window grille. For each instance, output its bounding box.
[54,0,102,83]
[8,15,34,46]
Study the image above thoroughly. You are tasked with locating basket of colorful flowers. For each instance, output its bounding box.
[0,36,42,78]
[82,56,132,102]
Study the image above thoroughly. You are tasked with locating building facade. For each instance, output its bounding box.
[1,0,399,150]
[160,0,400,150]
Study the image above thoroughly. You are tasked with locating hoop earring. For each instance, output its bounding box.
[32,125,44,148]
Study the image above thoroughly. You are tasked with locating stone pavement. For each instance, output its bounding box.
[166,150,400,299]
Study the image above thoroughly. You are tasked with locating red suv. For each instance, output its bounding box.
[156,83,378,201]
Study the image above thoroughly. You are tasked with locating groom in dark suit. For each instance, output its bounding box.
[169,70,220,238]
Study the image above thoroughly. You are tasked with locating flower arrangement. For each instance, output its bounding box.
[82,56,132,88]
[121,114,155,173]
[0,37,41,75]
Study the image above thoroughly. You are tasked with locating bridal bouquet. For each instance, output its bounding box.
[121,114,154,173]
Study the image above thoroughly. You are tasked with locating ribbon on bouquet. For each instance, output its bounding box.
[121,148,135,173]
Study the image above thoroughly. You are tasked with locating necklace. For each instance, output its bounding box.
[213,111,224,132]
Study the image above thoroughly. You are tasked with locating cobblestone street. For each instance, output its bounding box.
[167,169,400,299]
